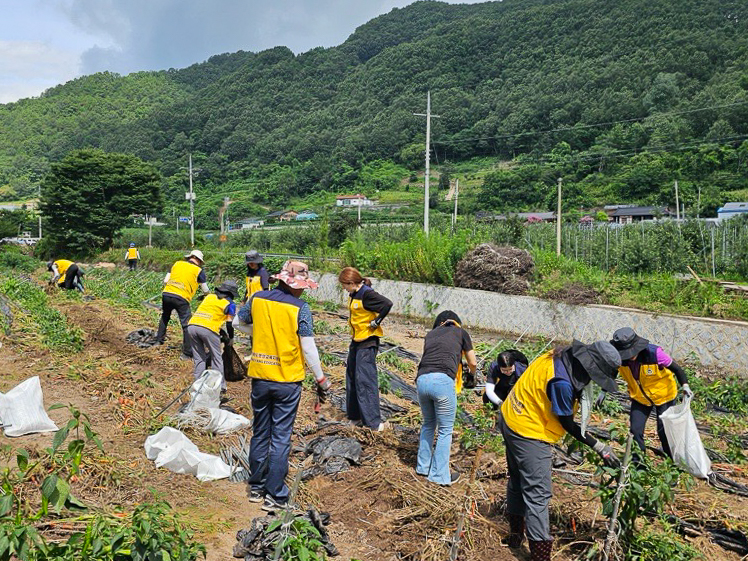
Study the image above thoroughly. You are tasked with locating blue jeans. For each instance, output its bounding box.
[416,372,456,485]
[248,379,302,502]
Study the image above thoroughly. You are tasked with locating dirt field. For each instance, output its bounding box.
[1,273,747,561]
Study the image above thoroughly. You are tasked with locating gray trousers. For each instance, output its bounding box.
[187,325,224,388]
[501,418,553,542]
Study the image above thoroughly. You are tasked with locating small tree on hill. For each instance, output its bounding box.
[39,149,163,256]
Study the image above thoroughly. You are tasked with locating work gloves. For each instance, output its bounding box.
[681,384,693,399]
[368,319,381,330]
[593,441,621,469]
[316,376,331,404]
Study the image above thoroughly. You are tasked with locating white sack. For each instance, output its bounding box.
[206,408,251,434]
[143,426,232,481]
[188,370,223,410]
[660,396,712,479]
[0,376,58,437]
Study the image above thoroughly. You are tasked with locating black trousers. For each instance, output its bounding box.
[155,293,192,356]
[630,399,675,458]
[345,343,382,428]
[62,264,83,291]
[128,259,138,270]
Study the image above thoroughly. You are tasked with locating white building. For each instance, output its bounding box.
[717,202,748,221]
[336,194,373,207]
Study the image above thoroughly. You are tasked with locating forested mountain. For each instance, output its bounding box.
[1,0,747,216]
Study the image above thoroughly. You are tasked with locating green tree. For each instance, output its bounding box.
[39,149,163,257]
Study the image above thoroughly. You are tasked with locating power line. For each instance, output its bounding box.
[431,100,748,146]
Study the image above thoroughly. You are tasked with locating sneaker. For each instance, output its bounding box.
[248,489,264,503]
[438,471,461,486]
[261,495,293,512]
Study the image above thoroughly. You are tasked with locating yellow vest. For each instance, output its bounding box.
[127,247,139,259]
[163,261,202,301]
[348,291,383,342]
[246,275,264,299]
[249,291,306,383]
[619,360,677,406]
[189,294,231,334]
[502,352,578,444]
[54,259,74,285]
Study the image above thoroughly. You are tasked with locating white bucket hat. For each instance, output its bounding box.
[185,249,205,264]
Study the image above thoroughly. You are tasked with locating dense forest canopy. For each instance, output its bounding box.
[1,0,747,221]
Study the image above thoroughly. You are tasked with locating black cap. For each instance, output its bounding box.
[571,340,621,393]
[610,327,649,361]
[245,250,263,264]
[216,280,239,300]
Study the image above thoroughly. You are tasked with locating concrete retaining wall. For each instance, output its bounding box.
[313,273,748,370]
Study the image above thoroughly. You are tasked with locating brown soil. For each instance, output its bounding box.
[1,278,746,561]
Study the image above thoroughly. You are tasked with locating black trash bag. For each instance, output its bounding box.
[223,344,246,382]
[301,435,362,480]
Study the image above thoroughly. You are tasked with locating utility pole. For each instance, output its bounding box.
[147,214,152,247]
[414,91,440,235]
[187,154,196,247]
[452,179,459,228]
[674,180,680,221]
[37,184,42,239]
[357,195,361,228]
[556,177,563,256]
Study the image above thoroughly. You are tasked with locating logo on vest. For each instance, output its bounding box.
[352,301,360,309]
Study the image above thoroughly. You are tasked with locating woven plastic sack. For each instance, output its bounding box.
[188,370,223,410]
[144,426,232,481]
[0,376,58,437]
[660,396,712,479]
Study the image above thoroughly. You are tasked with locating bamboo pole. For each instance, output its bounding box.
[602,434,634,561]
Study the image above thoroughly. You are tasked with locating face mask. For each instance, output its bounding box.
[580,382,597,437]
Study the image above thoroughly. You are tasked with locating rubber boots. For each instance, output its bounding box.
[504,514,525,548]
[529,539,553,561]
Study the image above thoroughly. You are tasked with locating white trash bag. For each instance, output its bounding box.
[188,370,223,410]
[0,376,58,437]
[144,426,232,481]
[660,395,712,479]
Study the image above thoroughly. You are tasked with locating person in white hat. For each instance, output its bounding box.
[155,249,210,357]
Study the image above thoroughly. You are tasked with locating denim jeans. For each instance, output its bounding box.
[248,379,302,502]
[416,372,456,485]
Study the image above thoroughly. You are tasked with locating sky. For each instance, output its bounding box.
[0,0,482,104]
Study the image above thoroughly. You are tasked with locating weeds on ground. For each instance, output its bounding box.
[0,403,206,561]
[269,516,327,561]
[0,276,84,353]
[687,372,748,415]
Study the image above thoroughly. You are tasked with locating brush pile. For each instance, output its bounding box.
[454,244,533,294]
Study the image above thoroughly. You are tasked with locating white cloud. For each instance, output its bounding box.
[0,41,80,103]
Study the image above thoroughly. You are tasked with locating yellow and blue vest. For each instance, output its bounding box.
[163,261,202,302]
[619,345,677,406]
[502,352,579,444]
[54,259,74,285]
[189,294,232,334]
[249,289,306,383]
[348,285,383,342]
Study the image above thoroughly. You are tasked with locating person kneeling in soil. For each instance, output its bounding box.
[501,340,621,561]
[609,327,692,461]
[483,349,529,412]
[416,311,477,486]
[187,280,238,389]
[235,261,332,511]
[339,267,392,431]
[47,259,84,292]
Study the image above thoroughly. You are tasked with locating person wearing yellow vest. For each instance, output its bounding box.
[339,267,393,431]
[500,340,621,561]
[416,311,477,486]
[609,327,692,460]
[155,250,210,358]
[125,242,141,271]
[187,280,238,387]
[234,261,331,511]
[47,259,84,292]
[243,250,270,302]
